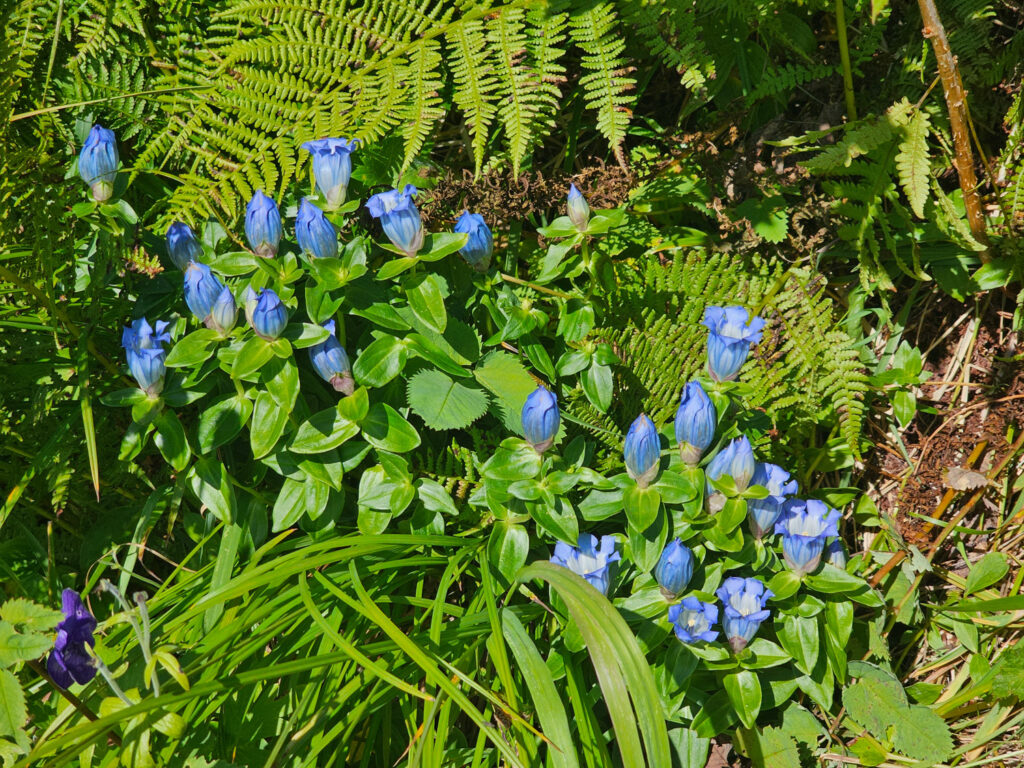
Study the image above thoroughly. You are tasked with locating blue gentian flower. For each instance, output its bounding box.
[775,499,842,575]
[655,539,694,598]
[825,539,849,569]
[716,577,773,653]
[209,286,237,336]
[706,436,756,494]
[46,589,97,689]
[668,597,718,644]
[453,211,493,272]
[674,381,717,464]
[308,319,354,395]
[747,462,798,539]
[78,124,118,202]
[245,190,282,258]
[521,386,559,453]
[295,198,338,259]
[183,261,224,323]
[567,184,590,232]
[243,286,259,328]
[300,137,357,209]
[624,413,661,488]
[165,221,203,271]
[702,306,766,382]
[250,288,287,340]
[366,184,423,257]
[550,534,620,596]
[121,318,170,396]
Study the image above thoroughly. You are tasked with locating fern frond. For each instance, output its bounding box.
[895,109,931,219]
[401,40,445,172]
[446,19,498,175]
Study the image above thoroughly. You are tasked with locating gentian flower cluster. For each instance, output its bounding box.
[747,462,798,538]
[717,577,773,652]
[775,499,842,575]
[47,590,97,689]
[121,318,170,396]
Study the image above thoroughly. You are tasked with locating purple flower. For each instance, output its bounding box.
[747,462,798,539]
[308,319,353,394]
[46,590,97,689]
[245,190,282,258]
[775,499,842,575]
[78,124,118,201]
[668,597,718,644]
[551,534,620,596]
[165,222,203,270]
[702,306,766,382]
[674,381,717,464]
[454,211,493,271]
[706,436,756,495]
[717,577,772,652]
[521,386,559,453]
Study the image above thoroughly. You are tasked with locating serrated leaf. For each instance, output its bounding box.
[0,669,27,738]
[895,109,931,219]
[0,599,62,633]
[0,622,53,668]
[842,669,908,740]
[473,351,539,432]
[891,705,952,763]
[407,370,489,430]
[992,643,1024,700]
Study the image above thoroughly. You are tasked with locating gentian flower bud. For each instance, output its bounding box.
[655,539,694,598]
[825,539,849,569]
[521,386,559,453]
[183,261,224,323]
[295,198,338,259]
[674,381,717,464]
[250,288,287,340]
[366,184,423,257]
[716,577,773,653]
[209,286,237,335]
[245,190,282,258]
[308,319,354,395]
[668,597,718,644]
[165,222,203,271]
[706,436,756,494]
[775,499,842,576]
[624,413,660,488]
[46,589,97,688]
[702,306,766,382]
[121,318,171,396]
[550,534,620,596]
[243,286,259,327]
[300,137,357,209]
[747,462,798,539]
[567,184,590,232]
[78,124,118,201]
[453,211,493,272]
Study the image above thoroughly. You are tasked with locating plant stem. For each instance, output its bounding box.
[835,0,858,121]
[498,273,573,300]
[27,659,122,747]
[916,0,990,258]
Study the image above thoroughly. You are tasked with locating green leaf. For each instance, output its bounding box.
[724,670,761,729]
[516,561,671,768]
[892,706,952,763]
[805,564,871,594]
[0,621,52,668]
[406,370,489,430]
[419,232,468,261]
[281,322,331,349]
[361,403,420,453]
[164,329,221,368]
[739,726,800,768]
[353,336,408,387]
[580,361,612,412]
[842,666,908,740]
[895,109,931,219]
[207,250,257,276]
[197,394,252,454]
[482,438,542,481]
[154,411,191,471]
[272,477,307,531]
[231,335,275,379]
[377,256,420,280]
[262,356,300,411]
[0,600,62,633]
[776,615,818,676]
[473,351,539,433]
[404,274,447,333]
[0,669,26,739]
[767,570,802,600]
[487,523,529,580]
[991,643,1024,700]
[189,458,235,523]
[965,552,1009,596]
[250,390,289,459]
[623,485,660,531]
[734,196,788,243]
[289,404,360,454]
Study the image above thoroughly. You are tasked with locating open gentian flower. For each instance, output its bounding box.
[717,577,773,653]
[308,319,354,394]
[674,381,716,465]
[668,597,718,644]
[78,124,118,202]
[183,261,224,324]
[655,539,694,598]
[295,198,338,259]
[250,288,288,340]
[121,318,170,396]
[366,184,423,257]
[702,306,766,382]
[245,190,282,258]
[775,499,842,575]
[165,222,203,270]
[550,534,620,596]
[300,137,357,209]
[522,386,559,453]
[747,462,798,539]
[46,589,97,689]
[706,436,756,498]
[453,211,493,271]
[567,184,590,232]
[624,414,660,488]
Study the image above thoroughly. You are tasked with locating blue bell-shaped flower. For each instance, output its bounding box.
[300,137,358,210]
[453,211,493,272]
[245,190,282,258]
[78,124,119,202]
[295,198,338,259]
